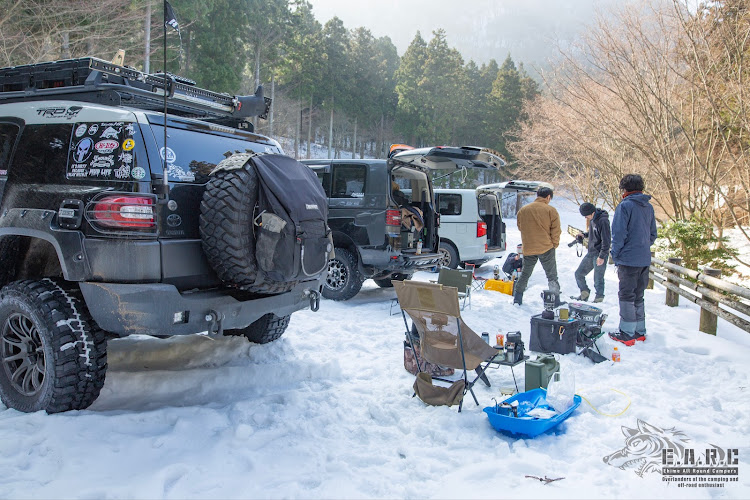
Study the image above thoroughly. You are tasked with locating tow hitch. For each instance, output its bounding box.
[305,289,321,312]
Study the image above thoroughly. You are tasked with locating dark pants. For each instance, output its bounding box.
[575,251,606,297]
[617,265,650,335]
[514,248,559,298]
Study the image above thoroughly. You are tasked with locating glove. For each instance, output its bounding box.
[576,233,584,242]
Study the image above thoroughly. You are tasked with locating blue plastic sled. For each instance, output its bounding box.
[483,388,581,438]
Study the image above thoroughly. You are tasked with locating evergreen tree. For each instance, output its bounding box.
[419,29,466,145]
[188,0,247,92]
[488,54,524,160]
[395,32,428,145]
[372,35,400,156]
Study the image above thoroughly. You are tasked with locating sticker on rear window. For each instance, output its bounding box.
[67,122,141,181]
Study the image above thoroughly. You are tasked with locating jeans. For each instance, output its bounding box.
[617,265,650,335]
[514,248,559,297]
[575,251,606,297]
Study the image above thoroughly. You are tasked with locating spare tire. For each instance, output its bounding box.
[199,157,297,294]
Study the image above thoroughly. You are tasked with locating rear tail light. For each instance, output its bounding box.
[386,209,401,226]
[88,194,156,230]
[386,209,401,237]
[477,221,487,238]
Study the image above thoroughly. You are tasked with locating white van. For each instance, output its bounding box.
[434,189,506,268]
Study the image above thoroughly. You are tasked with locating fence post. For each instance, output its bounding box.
[647,251,655,289]
[665,257,682,307]
[699,267,722,335]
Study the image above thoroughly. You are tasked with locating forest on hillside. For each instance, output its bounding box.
[1,0,749,268]
[0,0,537,187]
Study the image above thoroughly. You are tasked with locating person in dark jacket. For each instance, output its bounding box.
[609,174,658,346]
[573,203,610,303]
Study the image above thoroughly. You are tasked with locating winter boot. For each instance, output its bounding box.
[608,331,637,347]
[572,290,590,301]
[593,295,604,303]
[513,289,523,306]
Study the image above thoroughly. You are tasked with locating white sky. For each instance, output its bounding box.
[306,0,621,68]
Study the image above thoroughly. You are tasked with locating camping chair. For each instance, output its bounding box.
[463,262,487,292]
[436,268,473,310]
[394,280,499,412]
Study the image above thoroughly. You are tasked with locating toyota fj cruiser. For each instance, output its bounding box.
[0,57,329,413]
[304,147,505,300]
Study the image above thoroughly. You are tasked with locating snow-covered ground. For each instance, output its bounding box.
[1,198,749,499]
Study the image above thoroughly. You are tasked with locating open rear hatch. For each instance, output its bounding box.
[391,146,506,266]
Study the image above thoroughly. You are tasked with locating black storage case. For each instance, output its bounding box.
[529,314,581,354]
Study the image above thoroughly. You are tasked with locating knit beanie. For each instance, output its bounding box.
[579,203,596,216]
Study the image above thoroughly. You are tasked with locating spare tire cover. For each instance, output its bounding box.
[199,153,296,294]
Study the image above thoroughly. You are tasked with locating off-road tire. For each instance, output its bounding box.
[438,241,459,269]
[199,162,296,294]
[373,273,412,288]
[229,313,291,344]
[322,248,363,301]
[0,279,107,413]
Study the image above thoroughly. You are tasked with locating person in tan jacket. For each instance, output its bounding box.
[513,187,561,305]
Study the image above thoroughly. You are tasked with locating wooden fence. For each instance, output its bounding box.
[649,257,750,335]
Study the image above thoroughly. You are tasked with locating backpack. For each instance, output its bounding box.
[251,154,332,283]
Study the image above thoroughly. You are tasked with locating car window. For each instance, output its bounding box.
[150,125,281,183]
[437,193,462,216]
[11,123,72,183]
[0,123,20,176]
[479,194,499,215]
[331,164,366,198]
[66,121,143,181]
[315,171,331,197]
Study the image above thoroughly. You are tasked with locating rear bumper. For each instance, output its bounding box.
[359,248,442,273]
[79,279,323,337]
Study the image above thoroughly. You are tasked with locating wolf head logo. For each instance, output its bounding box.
[603,419,690,477]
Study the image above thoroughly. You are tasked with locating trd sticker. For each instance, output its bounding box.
[131,167,146,179]
[36,106,82,119]
[95,140,119,154]
[73,138,95,163]
[122,139,135,151]
[75,124,87,137]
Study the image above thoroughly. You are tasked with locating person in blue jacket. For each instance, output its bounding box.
[609,174,658,346]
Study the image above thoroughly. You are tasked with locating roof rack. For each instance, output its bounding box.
[0,57,271,127]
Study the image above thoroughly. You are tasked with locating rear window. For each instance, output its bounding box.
[150,125,281,183]
[331,164,366,198]
[11,124,72,183]
[437,193,462,216]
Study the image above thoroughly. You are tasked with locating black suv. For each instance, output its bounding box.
[0,58,328,413]
[304,147,504,300]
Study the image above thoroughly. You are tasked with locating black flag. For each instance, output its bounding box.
[165,1,179,32]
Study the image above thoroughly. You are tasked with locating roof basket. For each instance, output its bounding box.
[0,57,271,125]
